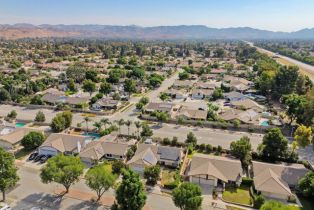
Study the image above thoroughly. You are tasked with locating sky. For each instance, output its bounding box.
[0,0,314,32]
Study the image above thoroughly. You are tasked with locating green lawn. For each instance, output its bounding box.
[161,169,181,189]
[222,186,253,206]
[15,149,33,160]
[226,206,245,210]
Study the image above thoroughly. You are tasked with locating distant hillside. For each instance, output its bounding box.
[0,24,314,40]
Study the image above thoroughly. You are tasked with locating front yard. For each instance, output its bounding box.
[161,169,181,190]
[222,185,253,206]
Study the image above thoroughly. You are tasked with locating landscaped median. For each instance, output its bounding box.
[222,185,254,207]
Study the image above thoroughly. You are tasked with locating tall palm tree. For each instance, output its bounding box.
[134,121,142,138]
[100,118,110,130]
[84,117,91,132]
[115,119,125,135]
[93,121,102,132]
[125,120,132,136]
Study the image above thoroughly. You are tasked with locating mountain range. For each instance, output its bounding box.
[0,24,314,40]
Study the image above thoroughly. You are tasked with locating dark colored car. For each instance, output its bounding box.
[34,154,45,162]
[40,155,53,164]
[28,152,38,161]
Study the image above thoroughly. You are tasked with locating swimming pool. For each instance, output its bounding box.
[15,122,26,127]
[82,132,101,139]
[260,120,269,126]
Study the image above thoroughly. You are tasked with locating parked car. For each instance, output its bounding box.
[40,155,52,164]
[28,152,38,161]
[34,154,45,162]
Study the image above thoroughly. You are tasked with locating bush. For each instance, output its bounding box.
[162,137,171,145]
[205,144,213,153]
[171,137,178,146]
[242,177,253,186]
[199,143,206,151]
[112,160,126,175]
[253,195,265,209]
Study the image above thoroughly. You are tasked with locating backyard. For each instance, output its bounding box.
[222,185,253,206]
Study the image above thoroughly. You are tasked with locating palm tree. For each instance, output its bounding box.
[84,117,91,132]
[93,121,102,132]
[125,120,132,136]
[134,121,142,138]
[100,118,110,130]
[116,119,125,135]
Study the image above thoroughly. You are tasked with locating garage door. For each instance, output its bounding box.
[192,176,215,185]
[38,147,58,156]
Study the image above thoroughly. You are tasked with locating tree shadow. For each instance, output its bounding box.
[66,200,108,210]
[14,193,64,210]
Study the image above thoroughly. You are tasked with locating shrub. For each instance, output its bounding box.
[162,137,171,145]
[171,137,178,146]
[205,144,213,153]
[21,131,45,150]
[112,160,126,175]
[242,177,253,186]
[253,195,265,209]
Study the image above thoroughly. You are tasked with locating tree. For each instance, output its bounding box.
[258,128,288,162]
[50,111,73,132]
[66,63,87,83]
[68,78,77,92]
[211,88,224,101]
[82,79,96,96]
[294,125,312,147]
[139,97,149,105]
[156,112,169,122]
[112,169,146,210]
[230,136,252,169]
[21,131,45,150]
[116,119,125,135]
[144,165,160,185]
[0,148,19,201]
[124,79,136,96]
[273,66,299,97]
[7,110,17,119]
[172,182,203,210]
[134,121,142,138]
[85,69,99,82]
[93,121,102,132]
[84,116,91,132]
[99,82,112,95]
[40,154,84,193]
[141,123,153,137]
[100,118,110,130]
[185,132,197,148]
[34,110,46,122]
[282,94,306,125]
[260,200,297,210]
[178,71,189,80]
[85,164,116,201]
[0,88,11,101]
[30,95,43,105]
[298,171,314,198]
[125,120,132,136]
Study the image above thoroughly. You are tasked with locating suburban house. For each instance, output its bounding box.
[172,80,195,89]
[127,144,183,173]
[224,91,247,102]
[145,102,179,114]
[220,108,260,125]
[80,139,130,165]
[0,127,44,150]
[196,81,219,90]
[191,89,214,100]
[164,89,188,100]
[38,133,91,156]
[211,68,227,74]
[42,93,90,107]
[252,161,309,201]
[92,98,121,110]
[187,154,243,188]
[176,107,208,121]
[231,99,264,112]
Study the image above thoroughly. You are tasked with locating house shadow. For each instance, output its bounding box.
[14,193,64,209]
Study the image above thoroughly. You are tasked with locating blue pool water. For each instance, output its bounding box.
[82,132,101,139]
[260,121,269,126]
[15,123,25,127]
